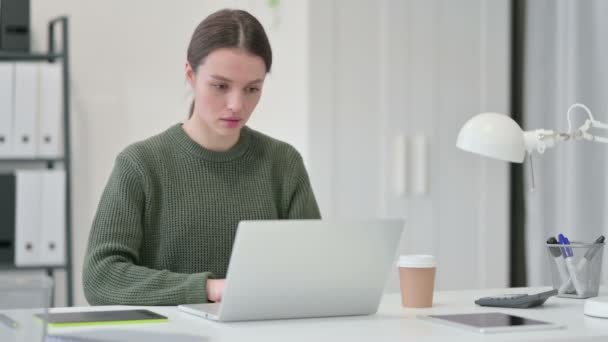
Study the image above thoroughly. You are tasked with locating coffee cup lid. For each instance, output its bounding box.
[398,255,436,268]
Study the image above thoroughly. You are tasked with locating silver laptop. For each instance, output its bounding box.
[178,219,404,322]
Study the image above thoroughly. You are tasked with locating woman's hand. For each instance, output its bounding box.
[206,279,226,302]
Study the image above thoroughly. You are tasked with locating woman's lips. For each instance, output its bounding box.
[220,117,241,128]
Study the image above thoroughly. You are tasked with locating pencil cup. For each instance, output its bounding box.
[545,241,604,299]
[0,274,53,342]
[398,255,436,308]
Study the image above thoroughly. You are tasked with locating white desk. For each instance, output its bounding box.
[48,287,608,341]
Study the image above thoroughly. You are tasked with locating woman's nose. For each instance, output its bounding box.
[227,93,243,114]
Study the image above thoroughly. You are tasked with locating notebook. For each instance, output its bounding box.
[35,309,167,327]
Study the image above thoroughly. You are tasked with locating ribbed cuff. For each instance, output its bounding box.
[184,272,214,304]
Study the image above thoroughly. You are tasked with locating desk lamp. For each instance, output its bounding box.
[456,103,608,189]
[455,103,608,318]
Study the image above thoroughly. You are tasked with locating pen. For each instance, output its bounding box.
[0,313,18,330]
[547,237,571,291]
[583,235,605,262]
[559,234,585,295]
[560,235,606,295]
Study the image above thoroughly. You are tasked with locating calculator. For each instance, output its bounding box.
[474,289,558,308]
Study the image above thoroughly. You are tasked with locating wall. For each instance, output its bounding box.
[307,0,511,291]
[31,0,310,306]
[28,0,512,306]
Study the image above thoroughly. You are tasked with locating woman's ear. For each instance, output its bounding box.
[185,62,196,88]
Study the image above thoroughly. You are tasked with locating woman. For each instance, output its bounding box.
[83,9,321,306]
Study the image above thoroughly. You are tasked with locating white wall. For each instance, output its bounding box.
[29,0,512,306]
[307,0,511,292]
[31,0,310,306]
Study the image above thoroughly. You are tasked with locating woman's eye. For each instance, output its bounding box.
[246,87,260,94]
[212,84,228,90]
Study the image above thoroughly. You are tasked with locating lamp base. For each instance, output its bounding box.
[584,297,608,318]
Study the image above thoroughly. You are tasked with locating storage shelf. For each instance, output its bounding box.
[0,52,63,61]
[0,263,66,271]
[0,16,74,306]
[0,158,65,163]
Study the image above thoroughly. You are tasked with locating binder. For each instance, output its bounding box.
[13,62,39,158]
[0,0,30,52]
[0,174,16,264]
[39,169,66,265]
[38,63,63,158]
[0,63,15,157]
[14,170,42,266]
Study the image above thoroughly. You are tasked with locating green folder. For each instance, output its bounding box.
[35,309,168,327]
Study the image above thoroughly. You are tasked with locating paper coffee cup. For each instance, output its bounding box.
[398,255,436,308]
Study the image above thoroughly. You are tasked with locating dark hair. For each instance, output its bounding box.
[187,9,273,118]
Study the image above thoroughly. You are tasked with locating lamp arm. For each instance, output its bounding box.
[575,119,608,144]
[525,106,608,155]
[564,103,608,143]
[523,129,560,154]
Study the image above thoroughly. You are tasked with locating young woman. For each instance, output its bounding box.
[83,9,321,306]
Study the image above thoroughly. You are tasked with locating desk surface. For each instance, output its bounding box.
[48,287,608,342]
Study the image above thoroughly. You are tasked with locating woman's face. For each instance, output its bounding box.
[186,48,266,140]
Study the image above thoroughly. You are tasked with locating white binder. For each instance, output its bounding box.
[13,62,39,158]
[0,63,15,157]
[38,63,63,158]
[14,170,43,266]
[40,169,66,265]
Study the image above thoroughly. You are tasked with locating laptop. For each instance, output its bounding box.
[178,219,404,322]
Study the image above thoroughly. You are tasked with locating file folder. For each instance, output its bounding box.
[13,62,39,158]
[38,63,63,158]
[0,174,16,264]
[14,170,42,266]
[40,169,66,265]
[0,63,15,158]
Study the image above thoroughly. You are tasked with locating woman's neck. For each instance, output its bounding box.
[182,117,240,152]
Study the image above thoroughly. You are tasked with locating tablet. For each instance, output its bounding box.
[35,309,168,327]
[419,312,565,334]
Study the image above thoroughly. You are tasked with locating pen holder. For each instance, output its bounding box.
[545,241,604,299]
[0,274,53,342]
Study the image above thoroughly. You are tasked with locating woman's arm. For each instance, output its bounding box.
[82,153,213,305]
[283,151,322,219]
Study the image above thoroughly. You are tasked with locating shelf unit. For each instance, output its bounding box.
[0,16,73,306]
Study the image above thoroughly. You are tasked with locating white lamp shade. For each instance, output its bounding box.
[456,112,526,163]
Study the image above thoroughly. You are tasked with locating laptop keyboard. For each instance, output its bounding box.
[205,303,220,315]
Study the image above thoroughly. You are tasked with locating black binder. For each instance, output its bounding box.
[0,174,15,264]
[0,0,30,52]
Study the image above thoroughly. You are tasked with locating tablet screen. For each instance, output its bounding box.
[428,312,550,328]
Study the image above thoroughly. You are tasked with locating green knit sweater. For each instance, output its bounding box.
[83,124,321,305]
